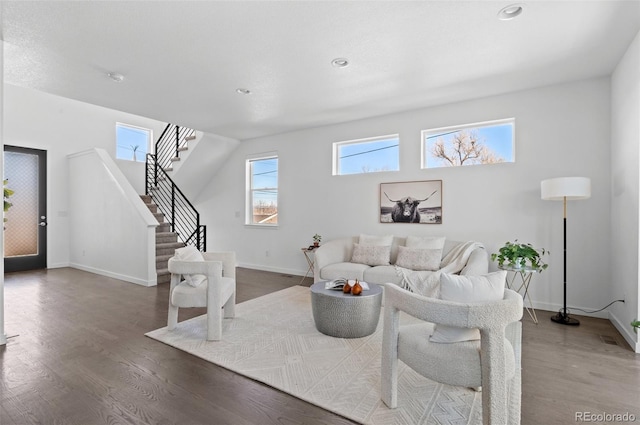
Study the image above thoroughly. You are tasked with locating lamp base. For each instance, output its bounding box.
[551,312,580,326]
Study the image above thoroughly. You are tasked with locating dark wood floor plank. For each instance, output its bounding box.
[1,267,639,425]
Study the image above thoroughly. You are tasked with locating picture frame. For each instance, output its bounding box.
[380,180,442,224]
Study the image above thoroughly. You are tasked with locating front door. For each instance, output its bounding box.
[4,145,47,272]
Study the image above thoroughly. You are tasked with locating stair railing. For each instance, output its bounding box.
[146,125,205,252]
[155,124,196,172]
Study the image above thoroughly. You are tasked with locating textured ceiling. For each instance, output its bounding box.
[2,1,639,141]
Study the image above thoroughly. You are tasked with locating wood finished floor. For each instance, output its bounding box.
[1,267,639,425]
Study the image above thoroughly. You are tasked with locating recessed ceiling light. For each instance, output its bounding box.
[331,58,349,68]
[497,4,523,20]
[236,88,251,95]
[107,72,124,82]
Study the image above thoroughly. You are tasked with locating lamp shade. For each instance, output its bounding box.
[541,177,591,201]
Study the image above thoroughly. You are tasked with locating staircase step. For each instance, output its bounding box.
[177,146,189,152]
[140,194,152,203]
[156,241,185,256]
[156,232,178,244]
[153,212,165,222]
[170,157,180,162]
[185,135,196,141]
[156,223,171,233]
[163,167,173,172]
[157,270,171,284]
[145,203,158,213]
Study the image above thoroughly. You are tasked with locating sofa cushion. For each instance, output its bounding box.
[351,243,391,266]
[173,246,207,287]
[359,233,394,246]
[395,246,442,271]
[405,235,446,249]
[320,262,370,281]
[363,265,403,285]
[430,271,507,343]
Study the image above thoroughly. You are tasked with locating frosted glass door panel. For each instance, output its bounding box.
[5,151,39,256]
[4,145,47,272]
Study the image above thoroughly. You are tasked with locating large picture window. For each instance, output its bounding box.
[116,123,151,162]
[333,134,399,175]
[422,119,514,169]
[247,154,278,225]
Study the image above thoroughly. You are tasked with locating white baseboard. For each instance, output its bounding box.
[237,262,306,278]
[609,311,639,353]
[69,263,157,287]
[47,262,71,269]
[529,300,609,319]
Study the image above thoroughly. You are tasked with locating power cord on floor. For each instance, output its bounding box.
[564,299,624,315]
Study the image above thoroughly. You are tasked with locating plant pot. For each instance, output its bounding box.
[313,242,319,247]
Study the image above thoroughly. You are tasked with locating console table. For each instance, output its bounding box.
[500,265,541,324]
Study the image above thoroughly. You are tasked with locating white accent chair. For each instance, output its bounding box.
[167,251,236,341]
[381,283,523,424]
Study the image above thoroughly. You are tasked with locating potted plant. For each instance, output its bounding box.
[491,240,549,271]
[313,234,322,247]
[632,320,640,333]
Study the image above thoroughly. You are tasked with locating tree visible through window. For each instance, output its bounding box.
[247,156,278,225]
[116,123,151,162]
[422,119,514,168]
[334,134,399,175]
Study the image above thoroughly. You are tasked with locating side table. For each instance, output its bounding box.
[310,281,383,338]
[498,266,542,325]
[500,265,541,324]
[299,247,317,284]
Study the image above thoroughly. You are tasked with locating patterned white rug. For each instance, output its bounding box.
[146,286,484,424]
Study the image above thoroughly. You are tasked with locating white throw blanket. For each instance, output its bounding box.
[394,241,485,297]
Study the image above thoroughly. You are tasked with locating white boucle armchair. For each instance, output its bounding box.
[167,251,236,341]
[381,283,523,424]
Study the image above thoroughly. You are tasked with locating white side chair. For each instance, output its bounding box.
[167,251,236,341]
[381,283,523,424]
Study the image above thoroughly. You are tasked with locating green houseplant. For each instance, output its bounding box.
[313,233,322,247]
[632,320,640,333]
[491,240,549,271]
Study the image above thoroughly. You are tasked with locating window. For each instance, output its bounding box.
[333,134,399,175]
[116,123,151,162]
[247,155,278,225]
[422,119,514,169]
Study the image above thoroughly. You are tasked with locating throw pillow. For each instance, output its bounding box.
[359,233,394,246]
[351,243,391,266]
[405,235,446,249]
[173,246,207,287]
[430,271,507,343]
[395,246,442,271]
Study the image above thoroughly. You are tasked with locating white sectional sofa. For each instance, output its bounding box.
[313,235,488,288]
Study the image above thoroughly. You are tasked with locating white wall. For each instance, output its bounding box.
[610,30,640,352]
[3,84,166,268]
[68,148,158,286]
[0,38,6,345]
[198,78,612,316]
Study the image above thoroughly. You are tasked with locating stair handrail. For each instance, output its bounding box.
[155,124,196,172]
[146,125,206,252]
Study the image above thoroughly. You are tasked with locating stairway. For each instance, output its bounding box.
[140,194,184,284]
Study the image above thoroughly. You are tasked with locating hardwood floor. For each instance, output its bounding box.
[1,267,639,425]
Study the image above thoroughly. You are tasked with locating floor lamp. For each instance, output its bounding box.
[541,177,591,326]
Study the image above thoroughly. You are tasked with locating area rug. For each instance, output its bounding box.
[146,286,488,424]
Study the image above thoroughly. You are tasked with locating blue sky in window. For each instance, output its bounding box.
[252,158,278,205]
[116,125,150,162]
[424,122,514,167]
[338,137,399,174]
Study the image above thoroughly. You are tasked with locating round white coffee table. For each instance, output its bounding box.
[310,281,383,338]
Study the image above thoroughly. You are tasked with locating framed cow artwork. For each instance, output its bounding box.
[379,180,442,224]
